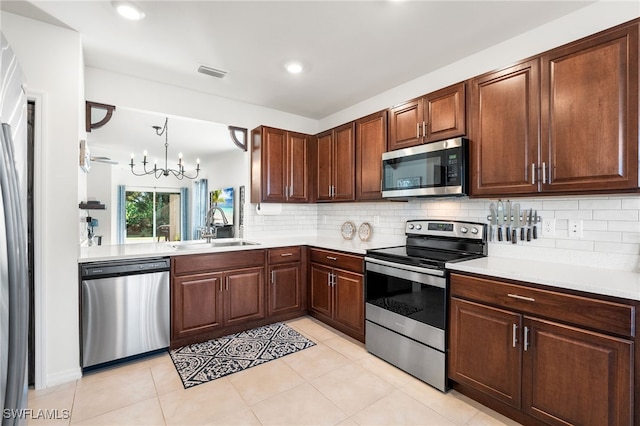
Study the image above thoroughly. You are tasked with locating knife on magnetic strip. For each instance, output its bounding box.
[512,203,519,244]
[505,200,511,242]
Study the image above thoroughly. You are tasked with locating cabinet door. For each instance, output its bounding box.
[309,263,332,317]
[333,270,364,335]
[470,60,540,196]
[540,23,638,192]
[316,131,333,201]
[224,267,265,326]
[261,127,288,202]
[333,122,356,201]
[268,263,301,316]
[388,98,423,150]
[425,82,466,143]
[356,111,387,200]
[287,132,310,202]
[172,273,223,339]
[522,317,633,426]
[449,298,522,409]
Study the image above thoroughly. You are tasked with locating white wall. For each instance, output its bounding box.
[1,12,85,386]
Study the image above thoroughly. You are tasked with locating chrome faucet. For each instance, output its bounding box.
[202,206,229,242]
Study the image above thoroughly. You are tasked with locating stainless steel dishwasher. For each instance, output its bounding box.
[80,257,170,370]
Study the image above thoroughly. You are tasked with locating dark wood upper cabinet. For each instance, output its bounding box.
[540,21,639,193]
[316,122,356,202]
[356,110,387,200]
[388,82,466,151]
[470,59,540,196]
[251,126,311,203]
[470,20,639,197]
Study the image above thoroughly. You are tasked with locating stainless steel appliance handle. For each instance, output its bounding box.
[365,257,445,287]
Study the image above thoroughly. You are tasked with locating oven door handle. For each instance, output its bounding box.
[365,257,445,288]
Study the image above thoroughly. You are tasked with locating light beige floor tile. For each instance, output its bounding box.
[281,343,351,380]
[311,362,395,416]
[228,359,305,405]
[322,335,368,361]
[286,317,341,342]
[27,385,75,426]
[77,353,164,386]
[72,397,165,425]
[29,381,77,400]
[400,378,479,425]
[351,389,456,426]
[159,377,248,425]
[452,392,521,426]
[251,383,347,425]
[357,353,415,388]
[150,356,185,396]
[72,368,157,423]
[198,408,261,426]
[337,418,359,426]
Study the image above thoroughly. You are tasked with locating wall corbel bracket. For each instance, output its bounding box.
[228,126,248,151]
[85,101,116,132]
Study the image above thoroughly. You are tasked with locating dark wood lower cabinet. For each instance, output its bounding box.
[268,263,302,316]
[449,273,636,426]
[172,272,223,340]
[224,267,265,326]
[308,248,364,342]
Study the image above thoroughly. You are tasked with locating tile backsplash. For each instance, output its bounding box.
[246,194,640,272]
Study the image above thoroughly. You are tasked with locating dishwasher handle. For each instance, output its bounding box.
[81,257,170,279]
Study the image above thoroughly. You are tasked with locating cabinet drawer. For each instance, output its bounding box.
[310,248,363,273]
[450,273,635,338]
[268,246,301,265]
[172,249,266,276]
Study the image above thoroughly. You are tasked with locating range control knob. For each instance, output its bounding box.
[407,224,414,230]
[460,226,468,234]
[415,224,422,230]
[471,227,479,234]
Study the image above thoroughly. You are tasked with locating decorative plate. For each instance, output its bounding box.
[341,221,356,240]
[358,222,372,241]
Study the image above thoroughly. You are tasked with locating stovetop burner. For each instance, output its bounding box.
[366,220,487,270]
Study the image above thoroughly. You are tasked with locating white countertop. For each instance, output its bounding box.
[446,256,640,302]
[78,235,401,263]
[79,236,640,302]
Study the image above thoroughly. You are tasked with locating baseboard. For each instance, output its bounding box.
[46,367,82,388]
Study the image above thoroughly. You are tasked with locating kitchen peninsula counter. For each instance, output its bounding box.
[78,234,403,263]
[447,256,640,301]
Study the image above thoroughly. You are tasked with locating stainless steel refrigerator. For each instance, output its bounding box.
[0,32,29,426]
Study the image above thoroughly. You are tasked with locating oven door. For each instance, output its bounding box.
[364,258,446,352]
[381,137,467,198]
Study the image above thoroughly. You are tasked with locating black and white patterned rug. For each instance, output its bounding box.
[170,322,316,389]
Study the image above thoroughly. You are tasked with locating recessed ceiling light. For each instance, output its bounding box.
[285,61,304,74]
[112,1,145,21]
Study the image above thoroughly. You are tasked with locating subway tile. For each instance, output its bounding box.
[608,221,640,232]
[622,232,640,244]
[555,210,593,220]
[593,210,639,221]
[582,220,608,231]
[594,242,640,255]
[555,239,594,252]
[621,198,640,209]
[542,200,580,210]
[578,199,621,210]
[581,231,622,243]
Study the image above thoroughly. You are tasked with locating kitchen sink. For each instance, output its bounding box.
[167,239,260,250]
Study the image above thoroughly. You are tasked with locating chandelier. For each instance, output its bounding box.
[129,117,200,180]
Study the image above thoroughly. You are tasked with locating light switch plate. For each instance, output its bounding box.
[568,219,583,238]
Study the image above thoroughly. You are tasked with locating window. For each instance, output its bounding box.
[125,189,181,243]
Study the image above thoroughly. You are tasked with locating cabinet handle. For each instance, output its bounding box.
[280,253,293,257]
[507,293,535,302]
[531,163,536,185]
[512,324,518,348]
[219,280,223,293]
[271,270,276,284]
[225,276,229,291]
[416,123,420,139]
[289,185,293,198]
[542,162,547,184]
[422,121,426,137]
[326,256,338,261]
[524,326,530,351]
[331,273,336,287]
[327,273,332,287]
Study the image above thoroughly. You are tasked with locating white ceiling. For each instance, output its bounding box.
[3,0,596,120]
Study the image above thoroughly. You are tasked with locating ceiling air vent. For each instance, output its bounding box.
[198,65,227,79]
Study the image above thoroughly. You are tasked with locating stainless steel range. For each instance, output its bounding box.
[364,220,487,392]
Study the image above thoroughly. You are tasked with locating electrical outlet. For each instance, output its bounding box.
[373,215,380,226]
[543,218,556,237]
[568,219,583,239]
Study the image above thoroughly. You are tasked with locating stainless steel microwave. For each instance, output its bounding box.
[382,137,468,198]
